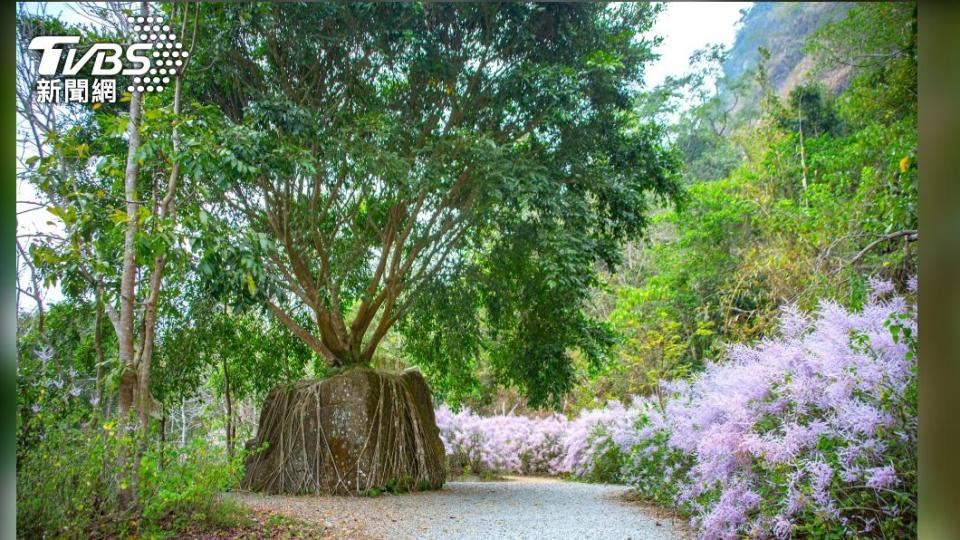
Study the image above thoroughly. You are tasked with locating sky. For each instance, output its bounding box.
[644,2,753,89]
[16,2,754,311]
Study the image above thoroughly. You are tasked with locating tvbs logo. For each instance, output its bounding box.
[29,15,187,104]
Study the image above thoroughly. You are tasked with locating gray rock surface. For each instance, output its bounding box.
[242,368,446,495]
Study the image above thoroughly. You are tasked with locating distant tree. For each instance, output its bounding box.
[806,2,917,123]
[673,45,749,183]
[155,296,315,457]
[777,84,842,139]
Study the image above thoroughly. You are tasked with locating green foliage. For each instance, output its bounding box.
[185,2,681,406]
[155,299,319,406]
[807,2,916,123]
[260,513,327,538]
[573,1,917,412]
[775,83,842,138]
[15,296,267,538]
[661,45,748,184]
[25,83,217,308]
[17,413,246,539]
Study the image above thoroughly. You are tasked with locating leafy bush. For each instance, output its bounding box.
[17,414,246,538]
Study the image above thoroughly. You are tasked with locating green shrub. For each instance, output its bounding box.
[17,413,246,539]
[582,437,628,484]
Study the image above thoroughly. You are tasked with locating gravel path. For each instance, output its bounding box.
[230,476,690,540]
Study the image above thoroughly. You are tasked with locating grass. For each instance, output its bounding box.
[170,502,329,539]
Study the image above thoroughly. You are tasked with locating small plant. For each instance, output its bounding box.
[384,474,413,494]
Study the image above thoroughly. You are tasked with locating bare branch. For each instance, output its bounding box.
[851,230,918,264]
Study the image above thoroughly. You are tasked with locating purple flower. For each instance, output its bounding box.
[868,277,895,299]
[31,403,41,414]
[865,465,897,489]
[773,516,792,539]
[779,303,809,339]
[35,346,53,365]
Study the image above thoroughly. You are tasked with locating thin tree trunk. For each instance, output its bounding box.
[159,412,166,470]
[133,8,200,430]
[136,74,185,435]
[180,399,187,447]
[117,55,143,422]
[222,354,234,458]
[798,101,808,195]
[116,1,149,508]
[93,294,106,417]
[16,238,45,334]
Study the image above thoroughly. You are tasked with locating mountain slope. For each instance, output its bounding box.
[724,2,854,99]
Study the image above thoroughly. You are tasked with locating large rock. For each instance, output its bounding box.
[241,367,446,495]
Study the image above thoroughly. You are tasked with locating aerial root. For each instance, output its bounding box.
[242,369,443,495]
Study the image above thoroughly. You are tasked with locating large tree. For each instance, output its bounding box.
[193,2,681,405]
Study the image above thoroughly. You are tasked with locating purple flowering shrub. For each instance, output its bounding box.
[435,280,916,538]
[560,399,643,481]
[435,404,568,476]
[434,400,639,479]
[633,281,917,538]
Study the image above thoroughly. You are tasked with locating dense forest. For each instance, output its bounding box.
[16,2,916,539]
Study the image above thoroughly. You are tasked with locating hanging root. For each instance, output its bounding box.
[241,368,446,495]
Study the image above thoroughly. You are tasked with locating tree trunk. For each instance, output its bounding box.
[798,99,808,195]
[135,74,185,436]
[242,369,446,495]
[116,4,148,508]
[93,295,106,417]
[223,355,234,458]
[159,412,166,470]
[117,71,142,422]
[180,398,187,447]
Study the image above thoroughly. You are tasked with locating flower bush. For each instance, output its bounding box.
[436,280,917,538]
[435,399,645,480]
[435,405,567,476]
[560,399,644,482]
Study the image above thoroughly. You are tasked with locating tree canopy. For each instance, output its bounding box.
[188,3,680,405]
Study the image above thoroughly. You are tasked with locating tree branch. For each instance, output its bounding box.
[265,299,340,366]
[851,230,917,264]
